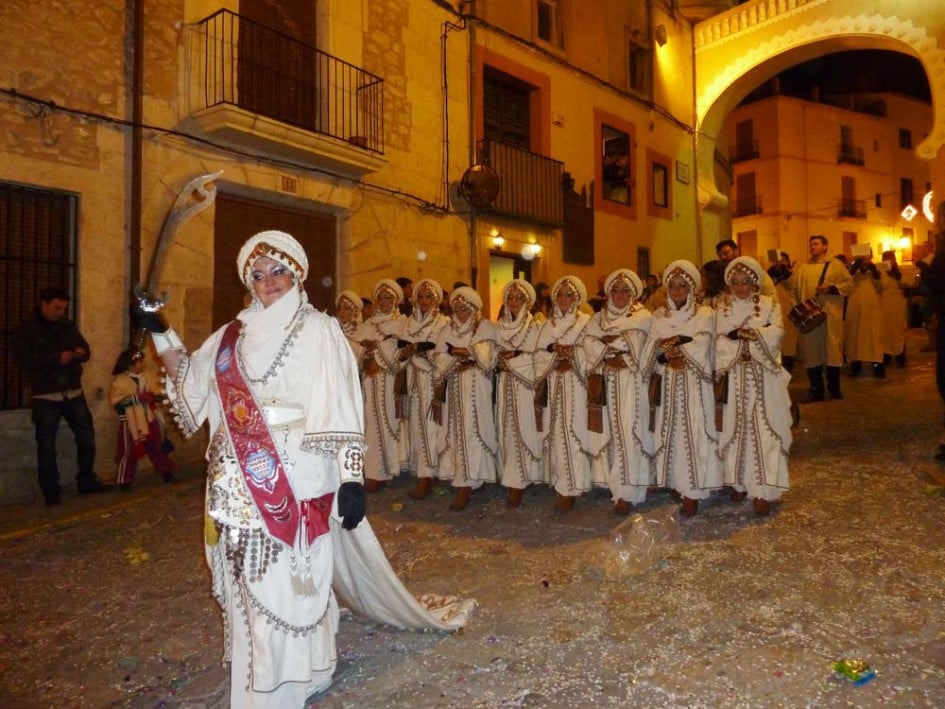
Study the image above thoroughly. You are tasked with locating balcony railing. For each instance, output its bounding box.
[196,9,384,153]
[838,200,866,219]
[729,139,759,163]
[477,140,564,226]
[837,144,864,166]
[734,195,762,217]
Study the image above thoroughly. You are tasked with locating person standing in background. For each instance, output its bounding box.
[12,286,110,505]
[879,250,908,367]
[792,235,853,402]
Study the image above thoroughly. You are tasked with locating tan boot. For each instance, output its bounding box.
[408,477,434,500]
[553,494,575,512]
[680,497,699,517]
[614,498,632,516]
[730,489,748,502]
[363,478,386,493]
[450,486,472,511]
[507,487,524,508]
[753,498,770,516]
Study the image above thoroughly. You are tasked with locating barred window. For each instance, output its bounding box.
[0,182,78,410]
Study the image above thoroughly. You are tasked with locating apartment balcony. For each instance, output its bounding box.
[733,195,762,217]
[477,140,564,226]
[837,144,865,166]
[190,10,386,176]
[838,200,867,219]
[729,139,759,163]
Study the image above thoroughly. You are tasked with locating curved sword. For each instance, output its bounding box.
[133,170,223,312]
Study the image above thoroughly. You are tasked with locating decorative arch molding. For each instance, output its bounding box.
[693,13,945,210]
[698,15,945,158]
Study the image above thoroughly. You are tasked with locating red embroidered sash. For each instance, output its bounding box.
[215,321,301,547]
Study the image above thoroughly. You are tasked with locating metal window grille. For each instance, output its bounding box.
[0,182,78,410]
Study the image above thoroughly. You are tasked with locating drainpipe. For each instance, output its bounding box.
[129,0,144,290]
[689,17,705,262]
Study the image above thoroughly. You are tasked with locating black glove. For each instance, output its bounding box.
[337,481,366,531]
[676,335,693,346]
[133,306,169,334]
[396,339,410,349]
[656,352,668,364]
[447,343,457,355]
[416,341,436,352]
[727,329,740,340]
[546,343,556,352]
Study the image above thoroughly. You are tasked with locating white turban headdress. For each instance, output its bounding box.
[237,230,308,289]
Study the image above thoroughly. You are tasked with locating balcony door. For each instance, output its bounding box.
[238,0,318,131]
[483,68,531,150]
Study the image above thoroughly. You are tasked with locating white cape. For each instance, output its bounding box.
[331,517,476,631]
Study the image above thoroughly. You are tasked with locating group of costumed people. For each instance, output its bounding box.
[133,230,474,708]
[333,256,793,519]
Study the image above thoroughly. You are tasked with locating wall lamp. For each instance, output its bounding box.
[654,24,667,47]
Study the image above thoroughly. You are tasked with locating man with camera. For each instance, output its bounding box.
[792,235,853,401]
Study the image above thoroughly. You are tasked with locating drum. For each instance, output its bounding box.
[788,297,827,333]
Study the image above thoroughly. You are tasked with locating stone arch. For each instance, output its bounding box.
[694,14,945,213]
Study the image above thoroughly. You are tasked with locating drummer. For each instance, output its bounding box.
[791,235,852,402]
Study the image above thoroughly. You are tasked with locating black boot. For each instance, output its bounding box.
[804,367,825,402]
[826,366,843,399]
[782,355,794,374]
[872,362,887,379]
[849,360,863,377]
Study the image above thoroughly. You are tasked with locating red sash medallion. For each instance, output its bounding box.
[216,321,300,547]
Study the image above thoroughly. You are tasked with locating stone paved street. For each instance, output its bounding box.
[2,333,945,708]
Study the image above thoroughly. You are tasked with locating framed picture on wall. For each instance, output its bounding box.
[675,160,690,185]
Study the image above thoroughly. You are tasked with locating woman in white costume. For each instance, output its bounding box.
[582,269,653,515]
[431,287,498,510]
[334,289,363,359]
[352,280,407,492]
[715,256,792,516]
[137,232,472,708]
[533,275,595,512]
[494,279,544,508]
[642,260,720,517]
[398,278,451,500]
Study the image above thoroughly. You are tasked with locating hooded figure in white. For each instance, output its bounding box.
[641,260,720,516]
[352,279,408,488]
[715,256,792,515]
[431,286,498,510]
[494,280,545,507]
[533,275,595,511]
[149,231,473,708]
[582,269,653,513]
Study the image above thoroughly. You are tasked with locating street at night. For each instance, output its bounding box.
[2,332,944,708]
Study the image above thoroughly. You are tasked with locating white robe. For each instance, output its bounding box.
[352,313,408,481]
[399,309,450,478]
[534,311,596,496]
[165,290,472,708]
[880,271,907,356]
[494,313,544,489]
[715,293,792,501]
[582,306,653,504]
[793,257,852,368]
[432,318,498,488]
[844,269,884,364]
[642,302,720,500]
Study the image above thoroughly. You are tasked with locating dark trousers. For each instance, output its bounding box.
[31,394,97,498]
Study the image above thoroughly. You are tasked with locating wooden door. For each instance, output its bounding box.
[213,194,336,329]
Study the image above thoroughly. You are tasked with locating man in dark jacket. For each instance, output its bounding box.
[12,287,109,505]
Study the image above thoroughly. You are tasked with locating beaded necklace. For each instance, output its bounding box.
[237,306,308,385]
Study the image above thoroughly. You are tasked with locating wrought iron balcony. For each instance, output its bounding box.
[837,144,865,166]
[476,140,564,226]
[729,139,759,163]
[734,195,762,217]
[838,200,866,219]
[190,10,386,175]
